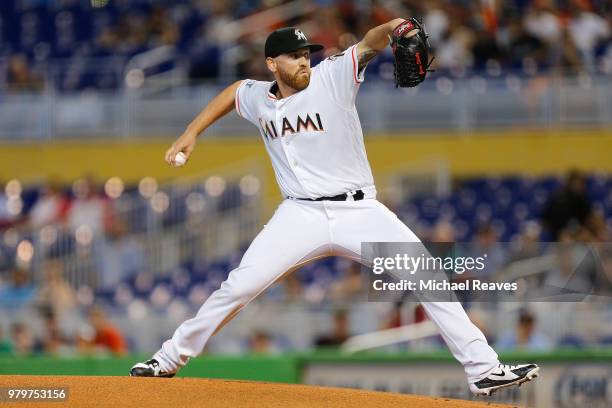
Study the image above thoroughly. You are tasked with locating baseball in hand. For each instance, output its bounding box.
[174,152,187,167]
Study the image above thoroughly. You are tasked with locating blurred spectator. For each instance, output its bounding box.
[310,7,347,53]
[203,0,235,47]
[496,308,552,351]
[557,28,584,74]
[430,219,456,242]
[314,309,350,348]
[568,6,610,72]
[28,182,70,229]
[469,223,506,278]
[78,306,127,356]
[38,307,71,356]
[6,55,43,92]
[436,25,474,70]
[423,1,450,48]
[523,5,561,56]
[413,303,428,324]
[0,268,37,310]
[0,182,20,229]
[541,170,602,240]
[509,221,542,261]
[328,262,364,300]
[67,178,111,236]
[147,6,179,48]
[10,322,35,356]
[505,19,544,69]
[247,329,281,354]
[471,28,503,70]
[188,25,223,81]
[100,224,146,290]
[37,258,76,315]
[381,302,404,330]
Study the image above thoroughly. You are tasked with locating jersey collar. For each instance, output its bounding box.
[268,82,279,100]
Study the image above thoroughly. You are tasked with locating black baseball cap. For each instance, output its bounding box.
[264,27,324,58]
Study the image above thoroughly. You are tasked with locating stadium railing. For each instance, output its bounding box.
[0,74,611,139]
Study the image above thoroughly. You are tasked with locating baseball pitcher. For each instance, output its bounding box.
[131,19,539,396]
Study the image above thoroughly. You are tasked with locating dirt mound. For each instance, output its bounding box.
[0,375,515,408]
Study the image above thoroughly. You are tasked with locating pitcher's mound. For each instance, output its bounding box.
[0,375,515,408]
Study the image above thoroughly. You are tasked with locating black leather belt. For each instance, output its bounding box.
[294,189,365,201]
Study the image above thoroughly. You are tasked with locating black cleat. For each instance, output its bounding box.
[130,358,176,378]
[470,363,539,396]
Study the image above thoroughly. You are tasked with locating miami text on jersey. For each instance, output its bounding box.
[258,113,324,140]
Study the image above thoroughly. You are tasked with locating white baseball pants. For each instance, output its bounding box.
[154,197,499,382]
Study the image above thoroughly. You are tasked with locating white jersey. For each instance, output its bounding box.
[235,44,375,199]
[157,43,500,384]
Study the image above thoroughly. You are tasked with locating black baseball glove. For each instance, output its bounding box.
[391,18,434,88]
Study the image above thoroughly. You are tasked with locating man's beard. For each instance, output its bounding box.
[278,67,310,91]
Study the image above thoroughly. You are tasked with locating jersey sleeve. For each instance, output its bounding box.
[235,79,261,125]
[316,44,367,108]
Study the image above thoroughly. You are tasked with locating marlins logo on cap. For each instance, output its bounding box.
[294,29,307,41]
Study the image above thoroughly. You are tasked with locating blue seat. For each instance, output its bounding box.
[557,334,587,348]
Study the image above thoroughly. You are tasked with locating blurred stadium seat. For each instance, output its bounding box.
[1,0,610,92]
[1,172,611,353]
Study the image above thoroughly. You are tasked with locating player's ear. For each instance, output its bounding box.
[265,57,277,74]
